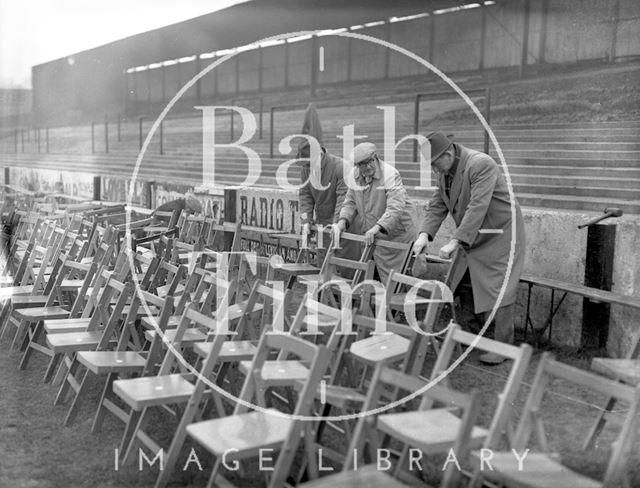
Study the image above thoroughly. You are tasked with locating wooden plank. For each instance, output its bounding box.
[521,274,640,309]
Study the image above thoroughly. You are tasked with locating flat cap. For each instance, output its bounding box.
[350,142,377,164]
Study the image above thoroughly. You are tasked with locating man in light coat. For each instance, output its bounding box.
[334,142,416,283]
[413,132,526,364]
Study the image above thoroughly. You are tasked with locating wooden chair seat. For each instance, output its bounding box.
[15,305,69,320]
[378,409,488,454]
[350,334,411,365]
[113,373,195,410]
[238,360,310,385]
[0,285,34,298]
[274,263,320,276]
[11,295,49,307]
[144,327,207,344]
[44,317,92,334]
[142,226,169,234]
[194,340,257,361]
[76,351,147,375]
[46,331,104,353]
[298,465,410,488]
[591,358,640,386]
[185,408,291,456]
[298,273,342,284]
[60,279,85,291]
[469,451,602,488]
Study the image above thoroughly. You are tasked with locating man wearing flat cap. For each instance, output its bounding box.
[334,142,416,283]
[413,132,526,364]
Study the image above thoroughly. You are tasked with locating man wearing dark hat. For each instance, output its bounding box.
[334,142,416,283]
[413,132,526,364]
[297,104,359,266]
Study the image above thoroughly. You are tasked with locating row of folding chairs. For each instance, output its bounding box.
[2,204,639,488]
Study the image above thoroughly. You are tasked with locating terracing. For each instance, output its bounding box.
[2,62,639,213]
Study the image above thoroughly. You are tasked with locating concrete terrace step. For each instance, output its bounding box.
[509,174,640,189]
[510,183,640,199]
[507,165,640,178]
[516,193,640,214]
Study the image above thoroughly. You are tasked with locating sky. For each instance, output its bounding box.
[0,0,248,89]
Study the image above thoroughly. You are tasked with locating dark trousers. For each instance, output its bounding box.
[455,271,514,345]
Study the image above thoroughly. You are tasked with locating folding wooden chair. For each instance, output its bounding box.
[469,352,640,488]
[50,276,134,406]
[583,331,640,450]
[112,281,236,466]
[77,290,176,432]
[298,465,411,488]
[182,332,331,488]
[325,365,481,487]
[428,323,533,452]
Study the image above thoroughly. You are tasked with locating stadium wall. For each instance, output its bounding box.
[31,0,640,126]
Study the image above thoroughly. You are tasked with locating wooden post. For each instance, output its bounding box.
[223,188,237,250]
[145,181,154,209]
[234,55,240,98]
[479,4,487,70]
[104,116,109,154]
[37,128,41,153]
[346,30,353,82]
[45,128,49,153]
[195,56,202,104]
[138,117,144,150]
[258,46,263,94]
[117,118,121,142]
[583,224,616,348]
[91,122,95,154]
[4,168,10,187]
[284,41,290,89]
[310,35,319,97]
[538,0,549,64]
[159,121,163,155]
[609,0,621,63]
[14,129,18,153]
[20,130,24,152]
[384,21,391,78]
[428,13,435,63]
[520,0,531,78]
[93,176,101,201]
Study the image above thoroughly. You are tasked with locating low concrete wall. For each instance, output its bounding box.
[7,167,639,355]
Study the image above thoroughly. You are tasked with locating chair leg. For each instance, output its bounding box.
[121,408,145,465]
[92,373,117,434]
[63,367,90,425]
[583,397,617,451]
[10,317,29,350]
[206,458,224,488]
[43,353,61,384]
[18,321,43,371]
[55,355,80,406]
[0,303,13,339]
